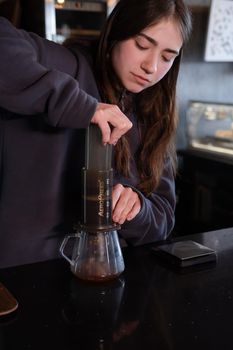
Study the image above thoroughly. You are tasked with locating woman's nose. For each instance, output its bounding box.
[141,54,158,74]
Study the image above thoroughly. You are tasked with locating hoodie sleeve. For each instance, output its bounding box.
[0,17,99,129]
[119,158,176,245]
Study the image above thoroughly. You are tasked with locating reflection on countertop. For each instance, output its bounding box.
[1,227,233,349]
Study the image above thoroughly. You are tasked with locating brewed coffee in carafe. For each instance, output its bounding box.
[60,125,125,281]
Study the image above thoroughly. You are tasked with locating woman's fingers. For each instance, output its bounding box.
[91,103,132,144]
[112,184,141,224]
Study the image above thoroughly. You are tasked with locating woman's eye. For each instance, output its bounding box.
[135,41,148,50]
[135,36,150,50]
[162,56,174,63]
[162,56,171,62]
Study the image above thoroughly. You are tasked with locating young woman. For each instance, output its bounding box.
[0,0,192,267]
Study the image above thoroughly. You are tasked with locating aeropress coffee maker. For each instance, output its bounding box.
[60,124,125,282]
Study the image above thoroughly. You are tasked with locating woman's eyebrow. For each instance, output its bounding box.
[138,32,180,55]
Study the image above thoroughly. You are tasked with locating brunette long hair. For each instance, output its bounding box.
[95,0,192,195]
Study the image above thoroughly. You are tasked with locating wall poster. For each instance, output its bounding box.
[204,0,233,62]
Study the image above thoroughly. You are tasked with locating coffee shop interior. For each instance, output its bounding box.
[1,0,233,235]
[1,0,233,237]
[1,1,233,349]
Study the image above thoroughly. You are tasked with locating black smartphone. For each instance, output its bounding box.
[151,240,217,268]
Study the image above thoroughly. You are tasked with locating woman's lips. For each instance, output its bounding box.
[131,72,150,85]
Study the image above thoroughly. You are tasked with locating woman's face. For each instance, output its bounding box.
[111,18,183,93]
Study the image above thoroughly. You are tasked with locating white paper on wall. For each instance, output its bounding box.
[204,0,233,62]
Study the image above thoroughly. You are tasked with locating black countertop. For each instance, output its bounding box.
[1,227,233,349]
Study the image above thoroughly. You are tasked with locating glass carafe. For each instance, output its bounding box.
[60,230,125,282]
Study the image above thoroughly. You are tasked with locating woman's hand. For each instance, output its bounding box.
[91,102,132,145]
[112,184,141,225]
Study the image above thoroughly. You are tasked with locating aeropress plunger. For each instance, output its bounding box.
[60,124,125,282]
